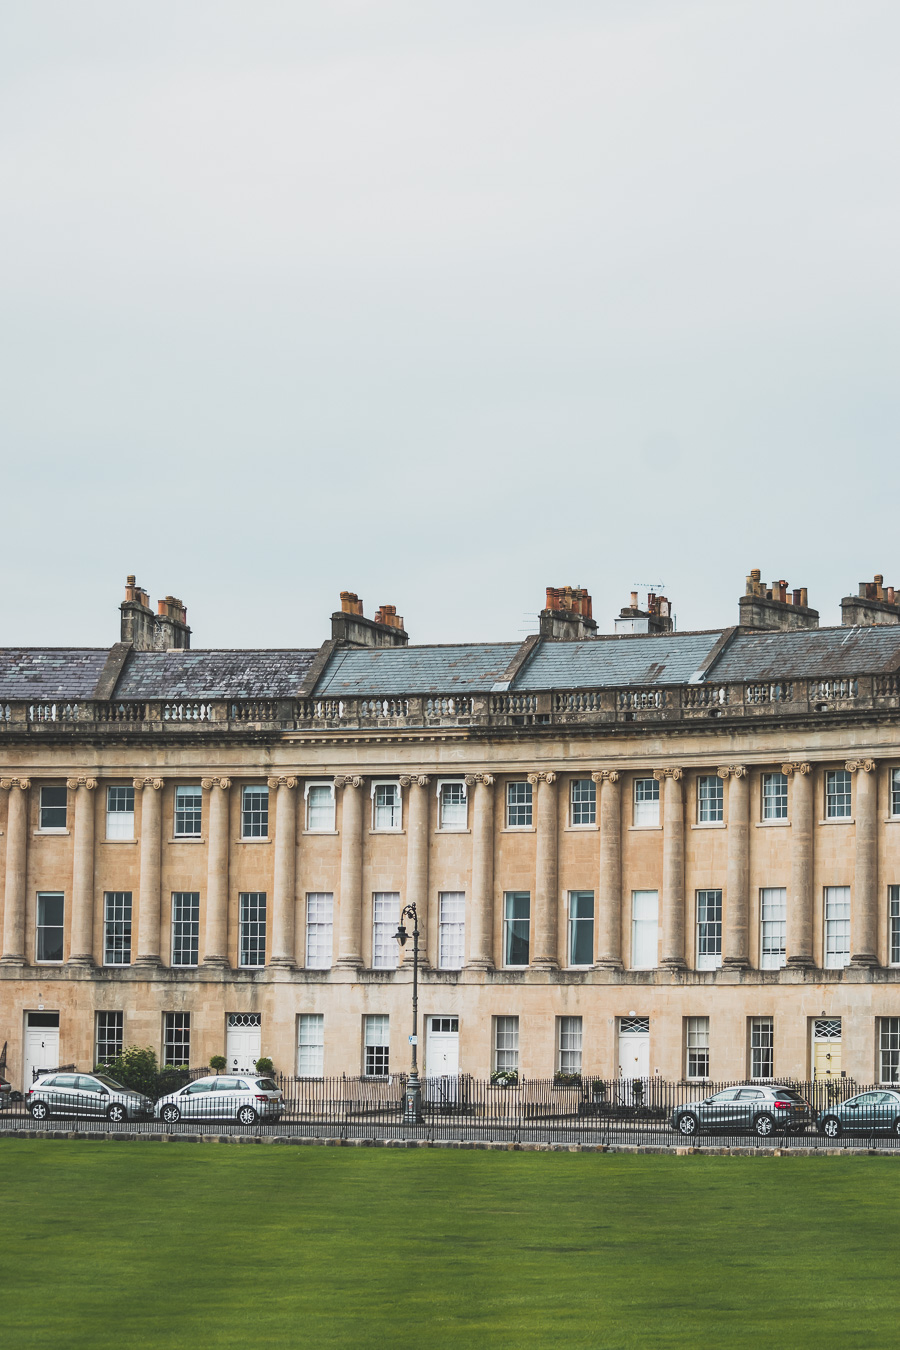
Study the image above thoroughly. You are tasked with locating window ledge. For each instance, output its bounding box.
[234,837,271,844]
[502,826,536,833]
[884,817,900,824]
[628,825,662,832]
[102,838,138,846]
[819,818,854,826]
[435,828,471,835]
[369,829,406,836]
[303,829,338,836]
[691,822,725,830]
[34,829,70,837]
[169,837,205,844]
[564,825,598,833]
[756,820,790,828]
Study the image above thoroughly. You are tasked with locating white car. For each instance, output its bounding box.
[27,1071,153,1122]
[154,1074,283,1125]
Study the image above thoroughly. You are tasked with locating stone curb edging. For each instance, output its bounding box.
[1,1130,900,1157]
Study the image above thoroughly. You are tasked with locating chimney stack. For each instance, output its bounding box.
[615,590,674,636]
[841,574,900,627]
[539,586,598,641]
[119,576,191,650]
[331,592,408,647]
[738,570,818,632]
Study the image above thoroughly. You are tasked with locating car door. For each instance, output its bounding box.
[50,1074,79,1116]
[847,1092,879,1132]
[76,1076,106,1117]
[180,1081,215,1119]
[698,1089,741,1129]
[734,1088,764,1130]
[214,1077,244,1118]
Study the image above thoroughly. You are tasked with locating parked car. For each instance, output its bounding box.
[671,1085,813,1138]
[818,1089,900,1138]
[0,1075,12,1110]
[27,1072,153,1122]
[154,1075,283,1125]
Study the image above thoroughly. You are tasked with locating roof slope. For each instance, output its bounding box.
[514,632,724,689]
[314,643,521,696]
[114,650,317,700]
[0,649,109,700]
[708,627,900,682]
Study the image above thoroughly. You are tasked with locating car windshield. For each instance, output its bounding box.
[92,1075,129,1091]
[255,1079,277,1091]
[774,1089,805,1101]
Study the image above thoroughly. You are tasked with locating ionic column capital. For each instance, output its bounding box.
[845,759,876,774]
[0,778,30,791]
[653,767,683,781]
[527,771,556,785]
[399,774,430,788]
[781,762,811,776]
[267,775,297,790]
[133,777,164,791]
[334,775,363,790]
[717,765,747,779]
[591,770,620,784]
[201,777,231,791]
[66,777,98,790]
[472,772,494,786]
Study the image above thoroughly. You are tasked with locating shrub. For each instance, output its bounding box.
[254,1056,275,1076]
[97,1045,159,1098]
[209,1055,227,1073]
[490,1069,519,1086]
[553,1071,582,1085]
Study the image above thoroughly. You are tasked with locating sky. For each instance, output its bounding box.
[1,2,897,650]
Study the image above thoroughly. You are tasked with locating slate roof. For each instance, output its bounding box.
[314,643,521,696]
[0,649,109,700]
[707,626,900,682]
[114,650,317,700]
[513,632,724,690]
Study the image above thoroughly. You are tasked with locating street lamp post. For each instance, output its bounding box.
[394,902,423,1123]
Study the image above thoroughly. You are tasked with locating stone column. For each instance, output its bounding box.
[401,775,430,967]
[467,773,495,968]
[67,777,98,967]
[594,770,622,968]
[0,778,30,965]
[335,776,364,967]
[721,765,749,968]
[530,771,559,970]
[848,758,878,966]
[656,768,686,969]
[134,777,164,966]
[202,777,231,967]
[785,763,814,967]
[268,776,298,968]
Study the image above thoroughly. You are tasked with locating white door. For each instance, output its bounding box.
[427,1017,459,1076]
[24,1016,60,1091]
[618,1017,650,1102]
[226,1016,261,1074]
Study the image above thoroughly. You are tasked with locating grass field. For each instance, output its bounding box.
[2,1141,896,1349]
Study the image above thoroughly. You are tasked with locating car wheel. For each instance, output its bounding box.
[677,1113,698,1137]
[892,1118,900,1138]
[30,1101,49,1121]
[160,1105,181,1125]
[107,1103,127,1124]
[821,1116,841,1139]
[754,1113,775,1138]
[237,1106,258,1126]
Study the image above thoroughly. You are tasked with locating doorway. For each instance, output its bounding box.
[813,1018,842,1080]
[226,1014,261,1074]
[425,1016,460,1106]
[24,1012,60,1090]
[618,1016,650,1103]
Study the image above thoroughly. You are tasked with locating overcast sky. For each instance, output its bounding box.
[1,2,897,650]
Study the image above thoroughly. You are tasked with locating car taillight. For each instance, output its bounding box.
[254,1094,267,1101]
[774,1100,792,1109]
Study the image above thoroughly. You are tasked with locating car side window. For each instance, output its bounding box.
[40,1077,58,1088]
[710,1089,740,1102]
[737,1089,762,1100]
[77,1076,101,1091]
[55,1075,78,1088]
[185,1081,214,1094]
[215,1078,241,1091]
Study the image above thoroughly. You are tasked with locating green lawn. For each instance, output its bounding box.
[2,1141,895,1348]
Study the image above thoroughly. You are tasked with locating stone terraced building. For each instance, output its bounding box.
[2,572,900,1090]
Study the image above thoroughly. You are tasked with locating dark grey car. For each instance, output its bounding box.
[818,1089,900,1138]
[671,1085,813,1138]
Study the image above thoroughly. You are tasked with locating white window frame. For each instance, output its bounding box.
[505,780,533,828]
[494,1016,519,1074]
[372,892,400,969]
[171,892,200,967]
[760,887,786,970]
[297,1014,324,1078]
[174,784,202,838]
[697,775,724,824]
[685,1016,710,1080]
[163,1011,190,1069]
[364,1014,389,1078]
[630,890,659,970]
[890,886,900,967]
[438,892,465,970]
[238,891,267,968]
[892,769,900,819]
[762,772,788,821]
[825,769,852,819]
[568,891,594,966]
[96,1010,123,1066]
[750,1016,774,1080]
[824,886,850,968]
[305,893,334,969]
[696,889,722,970]
[503,892,530,967]
[371,780,402,831]
[304,781,336,832]
[558,1016,583,1075]
[39,785,68,832]
[103,891,133,966]
[105,785,134,840]
[36,891,65,963]
[241,785,269,839]
[569,779,596,828]
[633,778,659,827]
[436,779,468,831]
[880,1017,900,1084]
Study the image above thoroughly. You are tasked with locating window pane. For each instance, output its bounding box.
[558,1016,582,1075]
[36,892,64,962]
[438,892,465,969]
[504,892,530,966]
[40,786,67,830]
[373,893,400,969]
[631,891,658,969]
[174,785,202,837]
[95,1011,123,1066]
[881,1018,900,1083]
[890,886,900,966]
[824,886,850,968]
[697,776,723,823]
[364,1014,389,1076]
[696,890,722,969]
[172,892,200,966]
[569,891,594,965]
[762,772,788,820]
[440,783,467,829]
[306,893,334,969]
[633,778,659,826]
[686,1016,710,1079]
[826,770,852,819]
[893,770,900,818]
[307,785,335,830]
[239,892,267,967]
[760,888,787,969]
[750,1017,773,1078]
[373,783,401,830]
[103,891,132,966]
[106,786,134,840]
[298,1014,324,1077]
[164,1012,190,1068]
[494,1016,519,1073]
[241,786,269,838]
[570,779,596,826]
[506,781,532,827]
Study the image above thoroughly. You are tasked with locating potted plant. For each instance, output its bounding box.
[553,1071,582,1086]
[489,1069,519,1087]
[209,1055,226,1075]
[254,1056,275,1077]
[590,1079,607,1100]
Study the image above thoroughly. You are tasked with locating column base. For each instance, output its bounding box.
[531,959,559,972]
[786,955,815,968]
[0,954,25,967]
[66,955,96,969]
[267,958,296,970]
[202,955,230,968]
[594,959,623,971]
[465,959,494,971]
[850,953,879,968]
[661,957,688,970]
[335,956,363,969]
[133,955,163,968]
[722,957,750,970]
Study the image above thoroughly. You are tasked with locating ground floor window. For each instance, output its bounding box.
[364,1014,389,1077]
[163,1012,191,1068]
[298,1014,324,1078]
[558,1017,582,1075]
[685,1016,710,1079]
[880,1018,900,1083]
[95,1011,123,1066]
[493,1016,519,1075]
[750,1016,774,1079]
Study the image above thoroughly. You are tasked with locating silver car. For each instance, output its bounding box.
[155,1074,284,1126]
[671,1085,813,1138]
[818,1089,900,1138]
[27,1071,153,1122]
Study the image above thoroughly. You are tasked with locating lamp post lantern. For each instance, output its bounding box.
[394,902,423,1123]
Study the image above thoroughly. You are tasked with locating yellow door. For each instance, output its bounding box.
[814,1040,842,1078]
